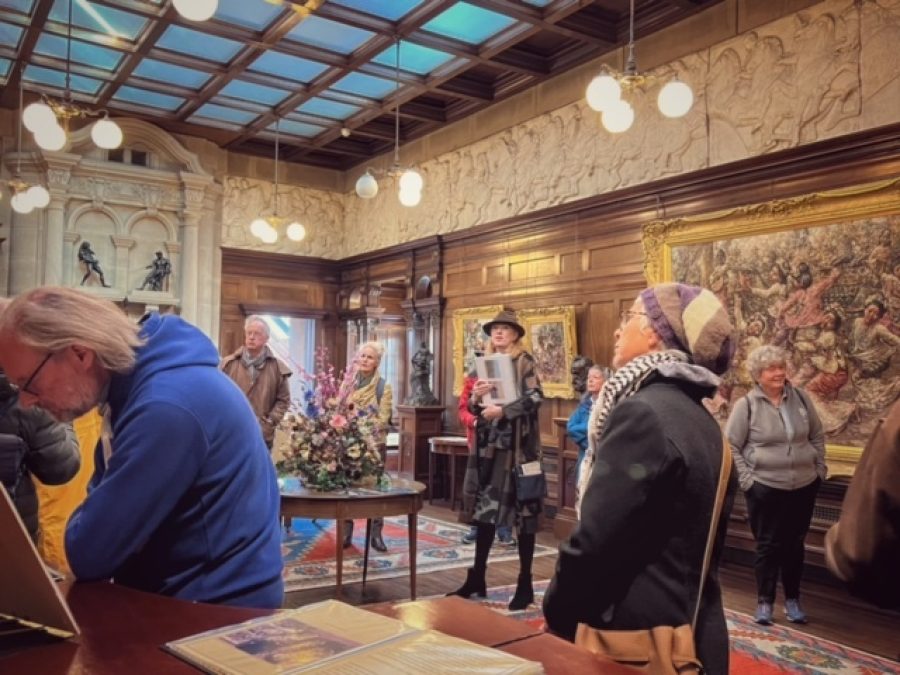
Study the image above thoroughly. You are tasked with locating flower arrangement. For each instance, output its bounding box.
[276,348,386,491]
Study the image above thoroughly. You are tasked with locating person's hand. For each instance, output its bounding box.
[472,379,493,398]
[482,404,503,420]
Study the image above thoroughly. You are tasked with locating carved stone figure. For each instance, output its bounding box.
[570,354,594,396]
[405,341,439,406]
[138,251,172,292]
[78,241,110,287]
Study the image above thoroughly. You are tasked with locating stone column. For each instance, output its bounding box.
[42,157,78,285]
[179,210,200,324]
[111,235,136,290]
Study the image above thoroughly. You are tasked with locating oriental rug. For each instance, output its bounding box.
[281,515,555,593]
[474,580,900,675]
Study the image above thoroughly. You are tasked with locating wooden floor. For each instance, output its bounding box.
[284,503,900,663]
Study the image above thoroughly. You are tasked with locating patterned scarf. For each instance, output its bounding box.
[240,347,269,385]
[575,349,689,517]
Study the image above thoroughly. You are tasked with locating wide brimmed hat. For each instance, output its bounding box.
[483,309,525,339]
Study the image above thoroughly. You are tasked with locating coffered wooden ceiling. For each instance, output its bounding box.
[0,0,725,171]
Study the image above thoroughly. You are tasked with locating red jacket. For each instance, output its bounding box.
[458,375,477,446]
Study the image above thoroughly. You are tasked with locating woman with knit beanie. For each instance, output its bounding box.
[449,309,543,610]
[544,283,737,675]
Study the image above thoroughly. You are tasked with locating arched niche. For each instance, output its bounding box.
[71,210,118,287]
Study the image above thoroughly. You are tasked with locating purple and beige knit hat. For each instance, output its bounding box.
[639,283,735,375]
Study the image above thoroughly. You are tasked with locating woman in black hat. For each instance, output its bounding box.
[449,309,543,610]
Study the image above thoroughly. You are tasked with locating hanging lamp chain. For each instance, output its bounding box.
[393,38,401,170]
[274,118,280,217]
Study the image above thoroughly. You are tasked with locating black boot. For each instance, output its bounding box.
[508,573,533,610]
[446,567,487,598]
[342,519,353,548]
[369,518,387,552]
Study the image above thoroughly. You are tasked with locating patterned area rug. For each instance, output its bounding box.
[281,516,555,593]
[472,580,900,675]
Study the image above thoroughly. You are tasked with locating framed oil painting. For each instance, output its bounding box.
[452,305,503,395]
[643,178,900,476]
[519,306,578,399]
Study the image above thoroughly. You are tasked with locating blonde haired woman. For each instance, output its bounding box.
[343,341,393,551]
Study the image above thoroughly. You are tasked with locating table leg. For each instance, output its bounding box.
[408,511,417,600]
[362,518,372,590]
[449,455,457,511]
[428,449,434,505]
[335,513,344,599]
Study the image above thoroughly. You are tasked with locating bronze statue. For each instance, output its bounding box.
[138,251,172,292]
[78,241,110,287]
[405,341,439,405]
[570,354,594,396]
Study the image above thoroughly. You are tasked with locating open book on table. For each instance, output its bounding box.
[165,599,543,674]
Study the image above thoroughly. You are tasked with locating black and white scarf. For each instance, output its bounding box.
[575,350,690,517]
[241,347,269,385]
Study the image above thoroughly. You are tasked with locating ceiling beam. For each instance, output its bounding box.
[0,0,53,108]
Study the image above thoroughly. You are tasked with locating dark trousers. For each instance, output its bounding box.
[744,478,820,603]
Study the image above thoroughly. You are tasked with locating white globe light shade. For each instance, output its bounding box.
[11,192,34,214]
[398,168,423,193]
[657,80,694,118]
[286,222,306,242]
[355,171,378,199]
[250,218,269,239]
[34,123,66,151]
[91,117,123,149]
[23,102,56,133]
[172,0,217,21]
[26,185,50,209]
[398,187,422,207]
[601,99,634,133]
[585,74,621,112]
[260,225,278,244]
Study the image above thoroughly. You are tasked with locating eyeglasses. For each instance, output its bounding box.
[9,352,54,398]
[619,309,647,327]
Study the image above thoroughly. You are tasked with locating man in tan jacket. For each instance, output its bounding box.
[221,316,291,450]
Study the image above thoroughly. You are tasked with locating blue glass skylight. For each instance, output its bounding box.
[192,104,258,125]
[422,2,516,45]
[219,80,288,105]
[523,0,553,6]
[113,85,184,111]
[156,25,242,63]
[23,64,103,94]
[248,51,328,83]
[133,58,210,89]
[0,57,11,80]
[329,0,423,22]
[214,0,282,31]
[35,33,123,72]
[285,15,374,55]
[0,21,24,48]
[0,1,35,14]
[269,119,324,138]
[371,41,454,75]
[295,97,360,120]
[331,71,397,100]
[49,0,147,41]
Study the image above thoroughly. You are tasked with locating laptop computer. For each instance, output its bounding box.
[0,484,79,642]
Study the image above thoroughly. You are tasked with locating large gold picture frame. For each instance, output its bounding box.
[519,306,578,399]
[452,305,503,395]
[642,178,900,477]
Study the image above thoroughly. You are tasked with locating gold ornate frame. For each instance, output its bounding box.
[452,305,503,395]
[519,306,578,399]
[642,178,900,477]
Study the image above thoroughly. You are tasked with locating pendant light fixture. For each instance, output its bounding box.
[585,0,694,133]
[354,39,423,207]
[172,0,218,22]
[22,0,123,151]
[8,65,50,215]
[249,119,307,244]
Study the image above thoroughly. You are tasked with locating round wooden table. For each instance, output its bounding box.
[279,477,426,599]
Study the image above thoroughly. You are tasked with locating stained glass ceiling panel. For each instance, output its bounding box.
[34,33,123,72]
[371,41,454,76]
[219,80,289,106]
[113,85,184,111]
[48,0,147,41]
[331,71,397,100]
[422,2,516,45]
[285,15,374,55]
[23,64,103,95]
[329,0,424,22]
[248,51,329,83]
[214,0,284,31]
[133,58,211,89]
[156,25,243,63]
[295,97,361,120]
[192,104,258,125]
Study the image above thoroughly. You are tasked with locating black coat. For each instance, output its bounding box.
[543,373,736,675]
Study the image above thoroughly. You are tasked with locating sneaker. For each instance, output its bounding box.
[754,602,774,625]
[784,598,807,624]
[496,533,517,548]
[461,528,477,545]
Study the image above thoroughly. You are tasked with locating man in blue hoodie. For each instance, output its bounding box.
[0,287,283,609]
